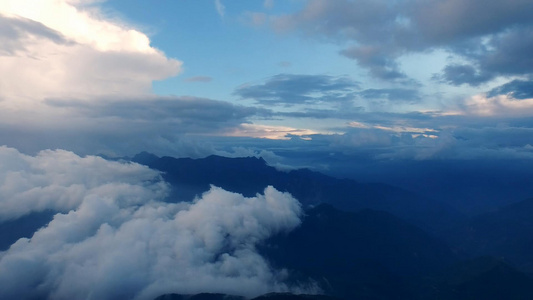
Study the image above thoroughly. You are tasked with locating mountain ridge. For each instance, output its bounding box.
[132,153,463,235]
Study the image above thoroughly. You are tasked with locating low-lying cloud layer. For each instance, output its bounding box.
[0,146,305,300]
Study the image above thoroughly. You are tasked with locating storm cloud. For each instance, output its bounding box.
[0,147,306,300]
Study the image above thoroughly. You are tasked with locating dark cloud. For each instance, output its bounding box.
[489,79,533,99]
[45,96,269,132]
[340,46,408,81]
[278,107,363,119]
[0,96,272,157]
[408,0,533,45]
[436,27,533,85]
[234,74,359,106]
[358,88,420,102]
[0,14,67,55]
[267,0,533,83]
[272,0,409,81]
[277,109,434,123]
[433,64,493,86]
[480,27,533,76]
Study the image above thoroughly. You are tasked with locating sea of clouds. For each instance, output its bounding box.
[0,146,307,300]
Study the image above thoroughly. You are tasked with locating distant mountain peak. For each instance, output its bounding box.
[132,151,160,165]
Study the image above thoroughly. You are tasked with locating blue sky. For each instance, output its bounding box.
[1,0,533,166]
[102,0,360,104]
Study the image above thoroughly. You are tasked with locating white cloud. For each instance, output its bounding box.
[0,146,168,221]
[348,121,438,134]
[264,0,274,9]
[0,146,307,299]
[462,94,533,117]
[0,0,182,103]
[215,0,226,18]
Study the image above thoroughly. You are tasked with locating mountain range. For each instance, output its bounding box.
[1,153,533,299]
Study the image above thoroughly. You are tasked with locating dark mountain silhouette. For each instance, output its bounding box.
[0,210,55,251]
[420,257,533,300]
[154,293,340,300]
[132,153,463,235]
[259,204,457,300]
[447,197,533,272]
[154,259,533,300]
[154,293,245,300]
[325,158,533,215]
[251,293,341,300]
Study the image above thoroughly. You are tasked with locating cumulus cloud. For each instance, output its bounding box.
[0,146,306,300]
[0,0,182,101]
[0,146,168,221]
[0,0,196,156]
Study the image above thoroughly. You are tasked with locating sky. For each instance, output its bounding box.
[1,1,533,298]
[1,0,533,163]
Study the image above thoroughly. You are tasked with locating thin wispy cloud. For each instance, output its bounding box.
[215,0,226,18]
[185,76,213,83]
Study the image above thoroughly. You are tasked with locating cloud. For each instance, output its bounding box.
[263,0,533,83]
[435,28,533,86]
[0,1,294,158]
[0,92,271,156]
[215,0,226,18]
[358,88,420,102]
[264,0,274,9]
[0,146,306,300]
[268,0,412,81]
[0,13,67,55]
[433,64,493,86]
[225,123,320,140]
[0,146,168,222]
[0,1,181,102]
[185,76,214,83]
[213,106,533,162]
[340,46,408,81]
[44,96,264,126]
[243,11,269,27]
[234,74,359,106]
[488,79,533,99]
[459,94,533,117]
